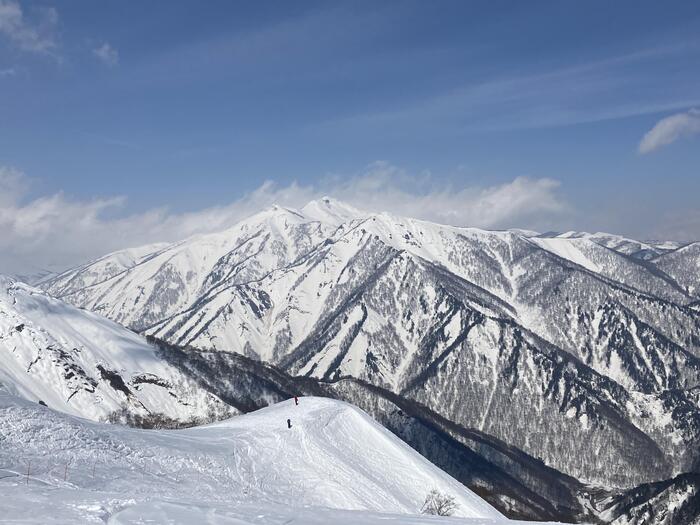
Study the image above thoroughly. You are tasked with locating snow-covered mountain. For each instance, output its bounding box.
[0,388,519,523]
[652,242,700,298]
[41,201,362,333]
[0,275,230,424]
[39,198,700,513]
[0,273,569,521]
[596,473,700,525]
[534,231,684,260]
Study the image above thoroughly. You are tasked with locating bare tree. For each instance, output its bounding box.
[420,489,458,516]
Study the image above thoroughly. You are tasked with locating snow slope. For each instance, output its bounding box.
[0,275,229,422]
[0,389,530,524]
[42,202,342,332]
[529,237,603,273]
[535,231,682,260]
[654,242,700,298]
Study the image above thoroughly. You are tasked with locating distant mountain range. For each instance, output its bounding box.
[4,197,699,523]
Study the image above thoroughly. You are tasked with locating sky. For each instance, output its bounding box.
[1,0,700,274]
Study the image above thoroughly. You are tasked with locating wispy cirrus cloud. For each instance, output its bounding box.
[0,163,569,275]
[0,0,58,54]
[322,44,700,132]
[638,108,700,154]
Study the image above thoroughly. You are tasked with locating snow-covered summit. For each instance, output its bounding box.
[301,196,365,225]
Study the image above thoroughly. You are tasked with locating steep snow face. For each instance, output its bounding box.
[0,392,514,523]
[0,275,230,422]
[531,237,604,273]
[42,205,338,331]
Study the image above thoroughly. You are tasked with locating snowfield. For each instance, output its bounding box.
[0,389,546,524]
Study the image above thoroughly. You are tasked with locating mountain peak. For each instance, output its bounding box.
[301,196,364,226]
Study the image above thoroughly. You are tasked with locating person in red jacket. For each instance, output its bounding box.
[294,396,299,406]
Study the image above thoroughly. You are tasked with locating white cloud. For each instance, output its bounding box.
[324,162,568,230]
[0,166,28,206]
[638,108,700,154]
[0,0,58,53]
[0,66,16,76]
[93,42,118,66]
[0,163,570,275]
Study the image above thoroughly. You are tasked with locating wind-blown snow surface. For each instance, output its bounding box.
[0,390,528,524]
[0,275,229,423]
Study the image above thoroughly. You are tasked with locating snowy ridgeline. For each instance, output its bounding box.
[0,389,556,524]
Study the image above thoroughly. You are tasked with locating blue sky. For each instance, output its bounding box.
[1,1,700,272]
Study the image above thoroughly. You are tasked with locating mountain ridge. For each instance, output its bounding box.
[37,198,700,507]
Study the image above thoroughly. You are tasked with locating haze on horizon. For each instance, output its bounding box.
[1,0,699,274]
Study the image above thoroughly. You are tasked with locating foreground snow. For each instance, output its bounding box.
[0,390,550,524]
